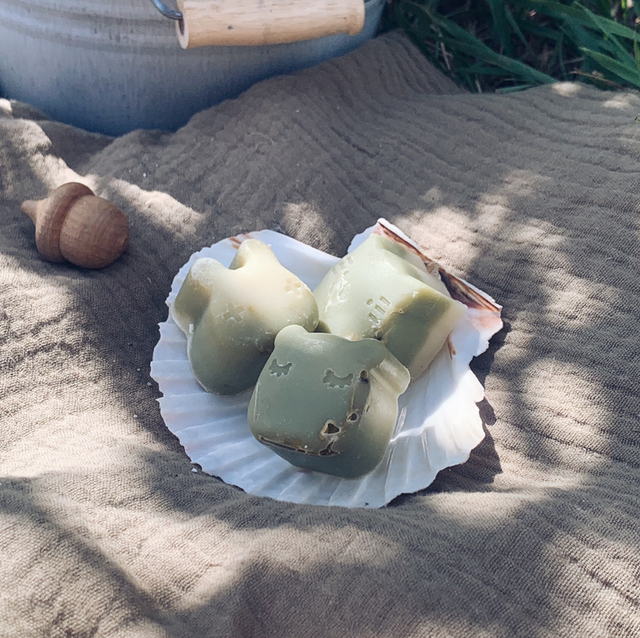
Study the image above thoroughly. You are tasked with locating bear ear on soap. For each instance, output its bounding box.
[21,182,129,269]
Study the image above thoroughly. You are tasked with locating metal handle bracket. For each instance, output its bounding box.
[149,0,183,21]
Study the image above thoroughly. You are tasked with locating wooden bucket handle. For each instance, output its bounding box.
[172,0,366,49]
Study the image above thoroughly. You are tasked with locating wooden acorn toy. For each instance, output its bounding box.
[21,182,129,269]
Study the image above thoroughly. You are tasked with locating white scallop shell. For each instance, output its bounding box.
[151,219,503,508]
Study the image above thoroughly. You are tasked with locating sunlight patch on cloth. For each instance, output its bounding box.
[0,99,12,116]
[480,169,552,209]
[520,357,612,455]
[603,94,639,111]
[169,524,402,613]
[551,83,583,98]
[2,120,77,195]
[106,179,204,238]
[409,205,481,274]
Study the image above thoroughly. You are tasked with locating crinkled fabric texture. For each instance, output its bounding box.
[1,30,639,638]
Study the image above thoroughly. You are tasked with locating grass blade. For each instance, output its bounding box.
[504,4,538,59]
[581,47,640,87]
[395,0,640,93]
[487,0,513,56]
[523,0,639,41]
[403,2,557,84]
[576,2,636,61]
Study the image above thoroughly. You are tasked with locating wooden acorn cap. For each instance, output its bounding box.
[21,182,129,269]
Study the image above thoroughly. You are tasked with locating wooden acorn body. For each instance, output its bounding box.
[21,182,129,269]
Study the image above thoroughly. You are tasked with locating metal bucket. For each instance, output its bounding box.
[0,0,384,135]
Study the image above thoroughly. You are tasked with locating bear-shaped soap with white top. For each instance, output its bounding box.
[171,239,319,395]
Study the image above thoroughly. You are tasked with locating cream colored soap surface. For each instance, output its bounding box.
[314,234,466,379]
[171,239,319,395]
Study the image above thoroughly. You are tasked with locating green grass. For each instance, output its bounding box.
[390,0,640,93]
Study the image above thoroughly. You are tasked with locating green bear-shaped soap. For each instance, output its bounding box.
[248,325,410,478]
[171,239,319,395]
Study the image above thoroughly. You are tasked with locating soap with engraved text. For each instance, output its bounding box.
[313,234,466,379]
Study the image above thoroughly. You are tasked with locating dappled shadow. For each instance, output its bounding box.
[2,31,640,637]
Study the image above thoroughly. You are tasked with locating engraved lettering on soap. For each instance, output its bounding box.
[284,277,304,296]
[221,303,245,323]
[319,419,342,446]
[336,281,349,302]
[323,370,354,388]
[258,435,330,457]
[334,256,354,303]
[321,421,341,435]
[269,359,292,376]
[319,441,338,456]
[337,255,354,269]
[366,295,391,327]
[258,436,298,452]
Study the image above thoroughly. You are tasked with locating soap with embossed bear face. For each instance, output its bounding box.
[313,234,466,380]
[170,239,319,395]
[248,325,410,478]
